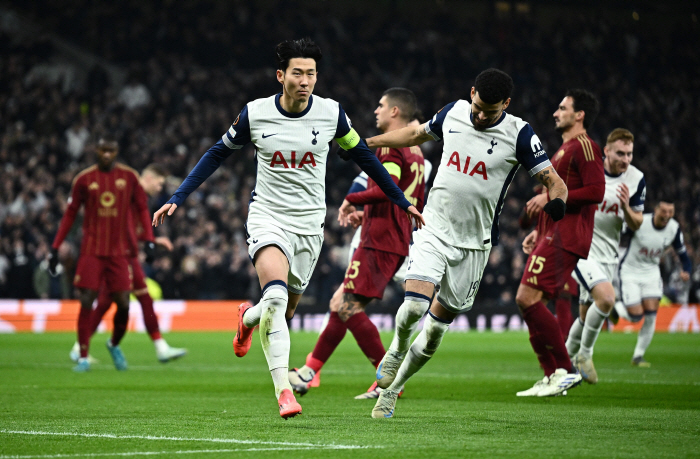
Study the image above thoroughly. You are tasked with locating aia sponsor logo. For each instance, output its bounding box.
[446,151,488,180]
[269,151,317,168]
[597,200,619,215]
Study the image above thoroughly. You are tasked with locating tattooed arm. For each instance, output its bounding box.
[526,166,568,219]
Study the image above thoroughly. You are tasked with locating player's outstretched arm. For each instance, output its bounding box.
[366,123,433,149]
[153,203,177,227]
[535,165,568,222]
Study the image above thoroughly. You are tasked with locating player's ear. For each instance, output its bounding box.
[276,69,284,84]
[502,98,511,110]
[470,87,476,100]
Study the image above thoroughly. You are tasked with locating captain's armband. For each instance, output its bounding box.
[336,128,361,150]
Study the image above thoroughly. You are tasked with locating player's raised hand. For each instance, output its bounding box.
[337,199,357,227]
[617,183,630,209]
[522,229,538,255]
[153,203,177,227]
[406,205,425,229]
[155,236,174,251]
[525,193,548,219]
[348,210,364,229]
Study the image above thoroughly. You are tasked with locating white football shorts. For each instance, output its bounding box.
[246,213,323,294]
[405,228,489,313]
[618,269,663,306]
[574,258,617,305]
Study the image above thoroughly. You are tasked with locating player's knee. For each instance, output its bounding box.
[628,313,644,323]
[402,292,431,319]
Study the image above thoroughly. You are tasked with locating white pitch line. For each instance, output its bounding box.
[0,430,376,450]
[0,447,322,458]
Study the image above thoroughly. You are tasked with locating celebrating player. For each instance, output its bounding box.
[69,164,186,366]
[49,136,155,372]
[564,128,646,383]
[361,68,567,418]
[288,88,425,398]
[516,89,605,397]
[612,201,692,366]
[152,38,423,419]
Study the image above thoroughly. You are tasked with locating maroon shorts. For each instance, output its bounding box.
[520,242,580,299]
[74,255,132,292]
[98,257,146,296]
[343,247,405,300]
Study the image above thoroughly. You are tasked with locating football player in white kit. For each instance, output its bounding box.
[153,38,424,419]
[566,128,646,383]
[612,201,692,366]
[364,68,569,418]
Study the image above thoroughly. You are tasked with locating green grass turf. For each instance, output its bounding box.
[1,331,700,458]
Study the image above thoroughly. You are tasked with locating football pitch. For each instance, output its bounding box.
[1,331,699,458]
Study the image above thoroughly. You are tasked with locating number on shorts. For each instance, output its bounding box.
[345,261,361,279]
[527,256,546,274]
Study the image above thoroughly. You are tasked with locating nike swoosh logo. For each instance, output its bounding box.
[262,133,277,139]
[376,362,384,379]
[449,129,461,134]
[266,330,281,336]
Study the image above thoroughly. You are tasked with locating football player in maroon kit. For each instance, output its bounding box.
[49,136,155,372]
[68,164,187,364]
[515,89,605,396]
[288,88,425,396]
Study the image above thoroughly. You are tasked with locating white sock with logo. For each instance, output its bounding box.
[257,287,292,398]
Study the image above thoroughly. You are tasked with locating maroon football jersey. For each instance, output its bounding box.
[359,146,426,256]
[537,133,605,258]
[53,164,152,257]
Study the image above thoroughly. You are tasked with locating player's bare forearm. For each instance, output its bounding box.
[536,166,568,203]
[366,124,432,149]
[623,209,643,231]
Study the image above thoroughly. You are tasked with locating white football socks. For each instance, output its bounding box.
[633,312,657,359]
[579,303,608,358]
[566,317,584,358]
[388,313,449,391]
[389,294,430,354]
[257,286,292,397]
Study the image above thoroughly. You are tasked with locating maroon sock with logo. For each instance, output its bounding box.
[111,308,129,346]
[346,312,385,368]
[137,293,161,341]
[309,312,347,372]
[77,307,93,358]
[523,301,573,374]
[554,296,573,340]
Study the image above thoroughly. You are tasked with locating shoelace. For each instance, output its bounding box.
[376,390,399,412]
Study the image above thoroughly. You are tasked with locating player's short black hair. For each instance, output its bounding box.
[565,89,600,130]
[275,38,323,71]
[474,68,514,104]
[382,88,419,121]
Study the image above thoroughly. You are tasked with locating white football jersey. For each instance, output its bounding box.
[619,214,686,276]
[588,165,646,263]
[223,94,348,235]
[423,100,551,249]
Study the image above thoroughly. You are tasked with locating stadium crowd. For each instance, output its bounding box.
[1,1,698,312]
